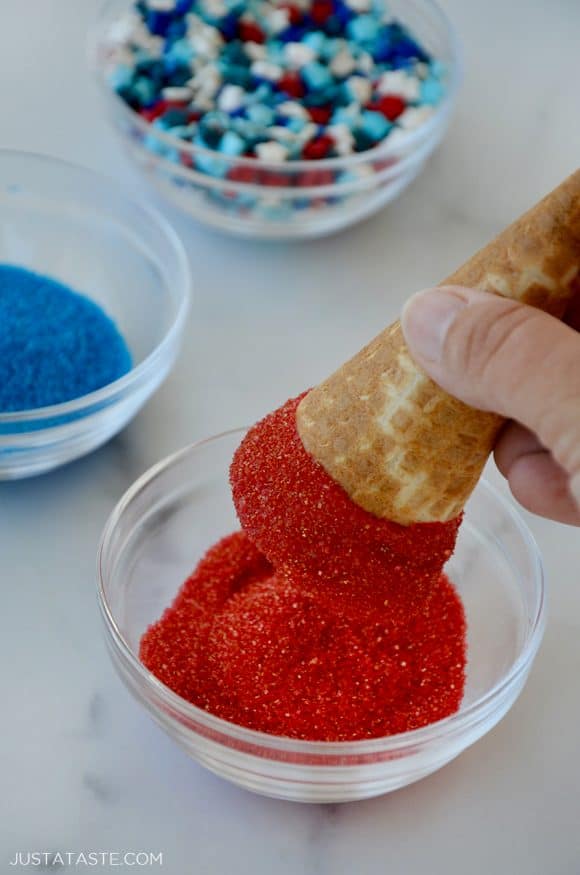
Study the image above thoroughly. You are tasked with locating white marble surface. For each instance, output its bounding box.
[2,1,580,871]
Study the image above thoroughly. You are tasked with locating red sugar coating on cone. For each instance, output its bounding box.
[140,395,467,741]
[231,394,462,612]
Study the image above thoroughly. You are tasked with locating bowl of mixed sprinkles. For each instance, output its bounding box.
[93,0,462,238]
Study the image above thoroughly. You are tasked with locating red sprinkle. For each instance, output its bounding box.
[260,170,290,187]
[375,94,407,121]
[298,168,335,187]
[140,395,466,742]
[277,71,306,98]
[307,106,333,125]
[310,0,334,23]
[139,100,169,122]
[302,135,334,160]
[238,20,266,43]
[227,164,260,184]
[281,2,303,24]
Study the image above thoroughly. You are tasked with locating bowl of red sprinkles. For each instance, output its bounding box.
[93,0,462,238]
[98,427,546,803]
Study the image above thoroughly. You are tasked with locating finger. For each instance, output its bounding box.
[507,451,580,526]
[494,422,544,477]
[401,286,580,492]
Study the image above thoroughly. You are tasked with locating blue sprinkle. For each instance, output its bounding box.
[420,77,444,105]
[360,109,391,140]
[392,36,427,61]
[372,33,392,63]
[132,76,157,107]
[346,15,379,43]
[159,107,189,126]
[246,103,275,126]
[331,105,359,128]
[194,147,228,177]
[302,31,326,54]
[166,37,195,65]
[109,64,133,92]
[333,0,354,25]
[231,118,263,141]
[266,40,285,64]
[0,265,132,412]
[319,37,343,61]
[286,116,307,133]
[278,24,310,42]
[323,16,342,36]
[219,130,247,155]
[222,64,253,88]
[146,11,173,37]
[301,62,333,91]
[166,17,187,39]
[219,13,240,39]
[247,83,273,104]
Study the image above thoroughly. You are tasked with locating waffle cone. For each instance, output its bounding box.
[297,170,580,524]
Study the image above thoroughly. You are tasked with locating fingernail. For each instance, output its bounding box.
[401,287,468,363]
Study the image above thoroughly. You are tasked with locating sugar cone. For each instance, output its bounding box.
[297,170,580,525]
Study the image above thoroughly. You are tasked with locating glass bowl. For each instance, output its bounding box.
[0,150,190,479]
[97,429,546,803]
[91,0,462,239]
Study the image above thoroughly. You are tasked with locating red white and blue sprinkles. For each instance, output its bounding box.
[107,0,446,167]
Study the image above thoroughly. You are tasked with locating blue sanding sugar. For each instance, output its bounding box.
[0,264,132,413]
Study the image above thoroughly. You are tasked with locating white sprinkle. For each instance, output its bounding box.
[327,123,354,155]
[161,85,193,102]
[244,40,267,61]
[265,7,290,33]
[284,42,316,69]
[186,14,224,58]
[107,12,141,44]
[377,70,420,101]
[346,75,372,105]
[218,83,246,112]
[188,64,222,98]
[148,0,176,9]
[356,52,374,75]
[397,105,434,129]
[277,100,309,119]
[295,121,318,143]
[344,0,372,11]
[266,125,299,142]
[330,48,356,78]
[250,60,283,82]
[255,141,289,162]
[201,0,227,17]
[191,92,214,111]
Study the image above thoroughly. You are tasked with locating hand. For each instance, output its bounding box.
[402,286,580,525]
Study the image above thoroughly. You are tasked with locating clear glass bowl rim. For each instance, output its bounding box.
[0,148,191,424]
[91,0,463,173]
[97,428,546,757]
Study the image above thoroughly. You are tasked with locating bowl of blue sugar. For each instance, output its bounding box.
[0,151,190,478]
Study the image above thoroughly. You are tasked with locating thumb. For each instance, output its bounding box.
[401,286,580,503]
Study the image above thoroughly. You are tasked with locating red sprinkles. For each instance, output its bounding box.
[140,395,467,741]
